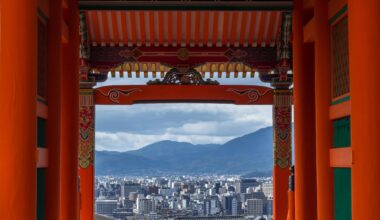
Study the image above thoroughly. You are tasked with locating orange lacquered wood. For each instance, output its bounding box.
[101,11,110,44]
[256,12,266,46]
[315,0,335,219]
[293,1,318,218]
[330,147,352,168]
[61,0,80,219]
[211,11,219,46]
[80,166,94,220]
[45,0,63,219]
[348,0,380,219]
[111,12,118,45]
[0,2,37,219]
[239,11,249,45]
[273,167,290,220]
[120,11,128,45]
[95,85,274,105]
[303,17,315,43]
[61,20,69,43]
[287,190,295,220]
[229,11,238,45]
[37,148,49,168]
[328,0,347,19]
[248,12,257,45]
[329,100,351,120]
[266,12,277,46]
[38,0,50,17]
[149,11,155,45]
[202,11,209,45]
[37,100,49,119]
[158,11,165,45]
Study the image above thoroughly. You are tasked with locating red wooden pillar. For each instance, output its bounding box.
[272,89,292,220]
[45,0,63,219]
[0,0,38,219]
[292,0,318,219]
[314,0,334,219]
[61,0,80,219]
[79,87,95,220]
[348,0,380,219]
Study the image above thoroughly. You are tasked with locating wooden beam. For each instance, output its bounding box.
[37,98,48,119]
[330,147,352,168]
[90,46,278,72]
[38,0,50,18]
[328,0,347,20]
[79,1,293,11]
[95,85,274,105]
[37,148,49,168]
[329,99,351,119]
[61,20,69,43]
[303,17,315,43]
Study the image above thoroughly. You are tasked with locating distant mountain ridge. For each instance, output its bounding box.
[95,126,274,176]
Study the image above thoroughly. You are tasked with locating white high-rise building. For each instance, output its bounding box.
[246,199,264,216]
[262,182,273,197]
[137,198,154,214]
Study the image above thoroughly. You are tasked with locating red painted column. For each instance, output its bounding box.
[45,0,63,219]
[0,0,37,219]
[79,88,95,220]
[292,1,318,219]
[60,0,80,219]
[314,0,334,219]
[273,89,292,220]
[348,0,380,219]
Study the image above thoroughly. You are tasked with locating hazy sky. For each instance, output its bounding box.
[95,73,274,152]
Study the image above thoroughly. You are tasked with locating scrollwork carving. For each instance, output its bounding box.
[98,88,142,104]
[226,88,272,103]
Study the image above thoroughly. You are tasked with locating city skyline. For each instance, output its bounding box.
[95,175,273,220]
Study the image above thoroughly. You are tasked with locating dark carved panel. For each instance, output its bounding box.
[147,68,219,85]
[89,46,278,72]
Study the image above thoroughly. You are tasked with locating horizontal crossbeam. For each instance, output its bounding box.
[95,85,274,105]
[90,46,278,73]
[79,1,293,11]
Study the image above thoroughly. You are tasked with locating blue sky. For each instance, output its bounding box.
[95,73,274,152]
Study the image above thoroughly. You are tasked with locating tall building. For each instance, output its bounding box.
[236,179,259,194]
[262,182,273,197]
[246,199,264,216]
[95,200,118,217]
[265,197,273,216]
[137,198,154,214]
[121,183,141,198]
[222,196,241,216]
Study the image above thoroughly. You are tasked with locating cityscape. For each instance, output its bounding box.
[95,175,273,220]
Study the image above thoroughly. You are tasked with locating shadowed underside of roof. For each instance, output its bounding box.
[85,10,283,48]
[79,2,292,78]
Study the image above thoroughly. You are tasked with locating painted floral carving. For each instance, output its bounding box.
[79,106,95,169]
[273,106,292,168]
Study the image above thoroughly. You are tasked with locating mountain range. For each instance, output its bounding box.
[95,126,274,176]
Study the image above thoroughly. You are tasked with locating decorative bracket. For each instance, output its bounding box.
[147,67,219,85]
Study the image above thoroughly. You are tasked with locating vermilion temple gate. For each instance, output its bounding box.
[78,8,293,219]
[3,0,380,220]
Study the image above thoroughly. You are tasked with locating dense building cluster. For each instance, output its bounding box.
[95,176,273,220]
